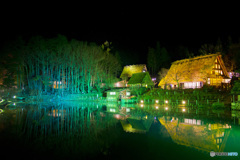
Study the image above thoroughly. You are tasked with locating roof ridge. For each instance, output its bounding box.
[173,53,218,64]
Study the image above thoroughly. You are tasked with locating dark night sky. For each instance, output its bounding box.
[1,3,240,64]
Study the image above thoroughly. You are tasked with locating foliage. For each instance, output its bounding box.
[158,68,169,82]
[147,42,171,76]
[231,80,240,94]
[1,35,121,95]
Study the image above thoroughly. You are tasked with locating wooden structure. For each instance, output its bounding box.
[159,53,230,89]
[128,72,154,88]
[106,88,131,102]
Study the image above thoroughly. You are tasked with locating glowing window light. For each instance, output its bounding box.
[165,107,168,110]
[165,100,168,104]
[110,92,116,95]
[182,108,186,112]
[189,119,193,124]
[193,119,196,125]
[140,100,144,103]
[182,100,186,104]
[155,100,159,103]
[197,120,201,125]
[110,108,116,112]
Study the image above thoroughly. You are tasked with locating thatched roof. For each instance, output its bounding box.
[128,72,154,86]
[159,53,229,86]
[120,64,147,79]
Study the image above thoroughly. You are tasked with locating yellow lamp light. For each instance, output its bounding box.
[165,100,168,104]
[155,100,159,103]
[182,100,186,104]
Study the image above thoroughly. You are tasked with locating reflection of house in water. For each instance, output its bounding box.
[120,116,154,133]
[48,109,65,117]
[159,116,231,152]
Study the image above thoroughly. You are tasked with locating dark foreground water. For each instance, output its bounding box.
[0,102,240,160]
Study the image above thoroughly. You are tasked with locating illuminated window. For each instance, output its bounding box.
[110,92,116,95]
[197,120,201,125]
[189,119,193,124]
[110,108,116,112]
[193,119,196,125]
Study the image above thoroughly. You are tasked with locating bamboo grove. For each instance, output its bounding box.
[1,35,121,95]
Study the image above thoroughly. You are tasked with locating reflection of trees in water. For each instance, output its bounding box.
[15,103,120,158]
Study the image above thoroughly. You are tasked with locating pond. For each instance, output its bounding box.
[0,102,240,160]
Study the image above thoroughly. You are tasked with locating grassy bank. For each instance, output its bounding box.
[139,87,231,107]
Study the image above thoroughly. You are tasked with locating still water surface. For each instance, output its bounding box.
[0,102,240,160]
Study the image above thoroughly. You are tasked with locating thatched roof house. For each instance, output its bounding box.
[120,64,147,80]
[128,72,154,88]
[159,53,230,89]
